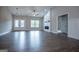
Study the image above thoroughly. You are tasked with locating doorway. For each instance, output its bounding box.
[58,14,68,34]
[13,19,25,31]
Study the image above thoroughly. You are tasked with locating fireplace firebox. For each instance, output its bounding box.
[45,26,49,29]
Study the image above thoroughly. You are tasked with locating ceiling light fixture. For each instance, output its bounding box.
[16,8,18,16]
[32,10,36,16]
[32,10,39,16]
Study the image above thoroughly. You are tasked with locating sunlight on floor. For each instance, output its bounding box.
[14,31,26,50]
[19,32,25,50]
[30,31,40,50]
[14,31,41,51]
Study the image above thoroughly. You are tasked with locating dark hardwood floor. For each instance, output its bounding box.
[0,31,79,52]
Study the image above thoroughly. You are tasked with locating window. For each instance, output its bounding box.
[14,19,24,27]
[14,20,19,27]
[31,20,39,28]
[20,20,24,27]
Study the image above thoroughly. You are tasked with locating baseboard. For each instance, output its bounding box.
[13,29,43,31]
[68,35,79,40]
[0,31,11,36]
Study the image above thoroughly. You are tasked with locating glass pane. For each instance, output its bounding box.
[31,20,39,28]
[20,20,24,27]
[35,20,39,27]
[14,20,19,27]
[31,20,35,27]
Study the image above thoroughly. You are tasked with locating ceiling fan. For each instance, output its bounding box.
[32,10,39,16]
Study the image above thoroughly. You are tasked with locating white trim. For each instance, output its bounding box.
[52,30,63,34]
[57,30,62,33]
[52,32,59,34]
[68,35,79,40]
[0,31,11,36]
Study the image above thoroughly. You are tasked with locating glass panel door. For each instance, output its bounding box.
[35,20,39,27]
[14,19,25,30]
[14,20,19,27]
[20,20,24,27]
[31,20,39,28]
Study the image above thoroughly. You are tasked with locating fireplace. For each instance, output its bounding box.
[45,26,49,29]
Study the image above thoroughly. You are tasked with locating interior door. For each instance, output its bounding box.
[13,19,25,30]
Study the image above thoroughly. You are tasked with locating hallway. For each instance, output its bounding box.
[0,31,79,52]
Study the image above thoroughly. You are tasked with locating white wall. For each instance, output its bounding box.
[13,16,43,31]
[68,7,79,39]
[0,7,12,36]
[51,6,79,39]
[43,9,51,32]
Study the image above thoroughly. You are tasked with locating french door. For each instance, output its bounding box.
[13,19,25,30]
[31,20,40,30]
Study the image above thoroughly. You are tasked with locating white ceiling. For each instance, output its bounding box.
[8,6,55,17]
